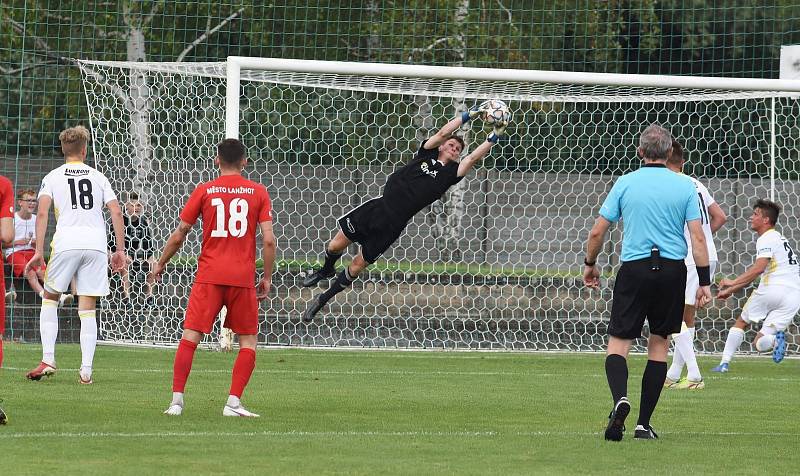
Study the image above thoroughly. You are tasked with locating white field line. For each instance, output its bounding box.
[18,343,798,360]
[0,430,797,440]
[103,345,800,360]
[2,366,796,382]
[10,342,799,360]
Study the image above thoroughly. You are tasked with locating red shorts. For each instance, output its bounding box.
[7,249,45,277]
[184,282,259,335]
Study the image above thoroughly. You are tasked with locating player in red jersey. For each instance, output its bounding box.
[149,139,276,417]
[1,174,16,368]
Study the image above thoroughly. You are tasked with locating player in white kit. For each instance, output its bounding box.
[664,140,727,389]
[24,125,127,384]
[713,199,800,371]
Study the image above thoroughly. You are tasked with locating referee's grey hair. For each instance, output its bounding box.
[639,124,673,160]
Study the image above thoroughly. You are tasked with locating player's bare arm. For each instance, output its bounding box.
[583,216,611,289]
[456,140,492,177]
[717,257,769,299]
[107,199,127,273]
[424,101,494,149]
[257,220,276,300]
[24,195,51,273]
[149,220,193,283]
[425,116,465,150]
[687,219,712,307]
[708,202,727,233]
[456,119,508,177]
[687,219,709,267]
[0,216,12,246]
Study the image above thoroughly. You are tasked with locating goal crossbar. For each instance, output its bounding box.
[227,56,800,92]
[220,57,800,139]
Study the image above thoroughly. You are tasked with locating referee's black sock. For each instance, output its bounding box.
[637,359,667,428]
[318,267,354,305]
[321,249,343,274]
[605,354,628,404]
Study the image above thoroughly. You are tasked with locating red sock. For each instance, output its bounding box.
[172,339,198,393]
[229,348,256,398]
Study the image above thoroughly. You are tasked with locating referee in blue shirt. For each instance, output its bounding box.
[583,124,712,441]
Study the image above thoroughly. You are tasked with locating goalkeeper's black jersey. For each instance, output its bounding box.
[381,140,463,222]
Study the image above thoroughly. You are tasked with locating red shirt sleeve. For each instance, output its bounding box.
[179,185,205,225]
[0,176,14,218]
[258,185,272,222]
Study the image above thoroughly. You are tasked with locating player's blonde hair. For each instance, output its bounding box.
[59,125,90,157]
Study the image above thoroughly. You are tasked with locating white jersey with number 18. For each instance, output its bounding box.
[38,161,117,254]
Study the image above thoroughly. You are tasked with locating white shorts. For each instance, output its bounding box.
[741,286,800,333]
[44,249,109,297]
[685,261,717,305]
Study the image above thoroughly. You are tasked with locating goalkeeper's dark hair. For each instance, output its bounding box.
[753,199,781,226]
[217,138,246,166]
[448,134,465,151]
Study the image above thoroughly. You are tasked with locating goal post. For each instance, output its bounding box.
[77,57,800,354]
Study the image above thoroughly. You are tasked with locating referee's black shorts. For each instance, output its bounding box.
[337,198,408,264]
[608,257,687,339]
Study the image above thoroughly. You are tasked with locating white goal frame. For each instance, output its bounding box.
[76,57,800,354]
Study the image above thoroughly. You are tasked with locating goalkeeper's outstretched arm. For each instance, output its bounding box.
[457,121,509,177]
[424,102,491,150]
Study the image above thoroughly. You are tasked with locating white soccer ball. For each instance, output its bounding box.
[482,100,511,125]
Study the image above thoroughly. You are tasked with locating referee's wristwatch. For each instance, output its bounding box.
[583,258,596,267]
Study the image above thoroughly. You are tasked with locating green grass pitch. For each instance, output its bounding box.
[0,343,797,475]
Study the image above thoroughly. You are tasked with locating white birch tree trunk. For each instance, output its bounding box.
[125,25,154,205]
[429,0,470,261]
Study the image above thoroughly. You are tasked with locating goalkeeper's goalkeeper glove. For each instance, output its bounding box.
[460,100,492,124]
[487,120,508,144]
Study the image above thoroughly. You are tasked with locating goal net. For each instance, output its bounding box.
[76,58,800,354]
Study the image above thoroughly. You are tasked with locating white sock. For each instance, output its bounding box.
[171,392,185,406]
[226,395,241,408]
[721,327,746,364]
[40,299,59,366]
[667,335,685,381]
[682,327,701,381]
[79,310,97,373]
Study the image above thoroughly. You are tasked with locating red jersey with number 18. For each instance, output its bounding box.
[179,174,271,288]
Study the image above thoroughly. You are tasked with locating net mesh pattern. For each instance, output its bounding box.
[77,60,800,353]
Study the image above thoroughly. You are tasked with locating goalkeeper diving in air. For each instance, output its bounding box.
[301,100,510,321]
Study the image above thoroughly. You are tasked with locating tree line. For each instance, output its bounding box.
[1,0,798,173]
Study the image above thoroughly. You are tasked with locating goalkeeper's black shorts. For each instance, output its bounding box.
[608,257,686,339]
[337,197,408,264]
